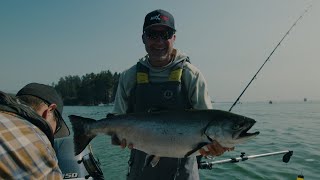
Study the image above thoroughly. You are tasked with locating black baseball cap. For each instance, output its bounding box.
[143,9,176,31]
[16,83,70,138]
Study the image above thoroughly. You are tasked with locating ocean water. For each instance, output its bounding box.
[62,101,320,180]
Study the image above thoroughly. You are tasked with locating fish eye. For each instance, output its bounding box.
[232,124,241,130]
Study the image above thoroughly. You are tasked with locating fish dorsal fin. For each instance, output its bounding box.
[184,142,209,158]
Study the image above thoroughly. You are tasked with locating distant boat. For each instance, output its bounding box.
[98,103,105,106]
[269,100,273,104]
[304,98,307,102]
[98,102,114,106]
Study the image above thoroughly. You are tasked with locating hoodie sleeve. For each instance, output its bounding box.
[182,63,213,110]
[112,66,136,114]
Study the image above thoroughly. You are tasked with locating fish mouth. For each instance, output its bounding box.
[235,122,260,139]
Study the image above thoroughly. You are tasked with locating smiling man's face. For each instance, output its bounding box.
[143,26,176,67]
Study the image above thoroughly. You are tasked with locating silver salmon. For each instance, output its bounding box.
[69,109,259,158]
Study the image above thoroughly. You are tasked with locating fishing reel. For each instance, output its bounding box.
[54,137,104,180]
[77,150,104,180]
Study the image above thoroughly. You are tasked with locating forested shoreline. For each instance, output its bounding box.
[53,70,120,106]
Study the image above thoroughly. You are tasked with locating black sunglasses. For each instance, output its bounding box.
[53,110,62,134]
[144,30,175,40]
[44,102,62,134]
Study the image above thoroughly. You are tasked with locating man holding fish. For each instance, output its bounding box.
[112,9,231,180]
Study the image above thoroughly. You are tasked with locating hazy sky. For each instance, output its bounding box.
[1,0,318,102]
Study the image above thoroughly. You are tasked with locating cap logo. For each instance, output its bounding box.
[150,14,161,21]
[150,14,169,22]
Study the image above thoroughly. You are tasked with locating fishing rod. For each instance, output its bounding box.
[204,6,312,177]
[199,150,293,170]
[228,5,312,112]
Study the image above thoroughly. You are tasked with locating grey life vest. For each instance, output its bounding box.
[126,59,200,180]
[127,59,192,113]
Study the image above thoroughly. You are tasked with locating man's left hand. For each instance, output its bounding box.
[199,140,234,157]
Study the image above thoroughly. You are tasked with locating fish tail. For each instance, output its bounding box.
[69,115,97,155]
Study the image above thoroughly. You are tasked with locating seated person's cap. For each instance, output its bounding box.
[16,83,70,138]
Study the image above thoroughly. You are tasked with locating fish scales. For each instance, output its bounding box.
[69,109,259,158]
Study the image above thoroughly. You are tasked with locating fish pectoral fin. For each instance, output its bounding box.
[150,156,161,167]
[144,155,161,168]
[184,142,209,158]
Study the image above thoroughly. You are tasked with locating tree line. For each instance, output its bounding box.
[53,70,120,106]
